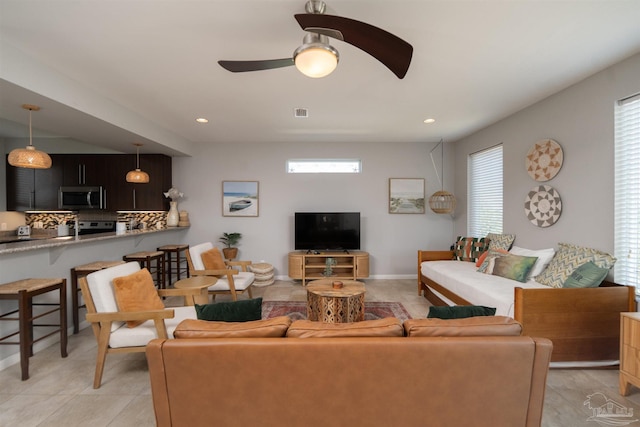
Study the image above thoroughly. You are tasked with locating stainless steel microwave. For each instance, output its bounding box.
[58,186,105,210]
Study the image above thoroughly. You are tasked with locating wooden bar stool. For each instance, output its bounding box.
[0,278,68,380]
[157,244,190,287]
[122,251,166,289]
[70,260,125,334]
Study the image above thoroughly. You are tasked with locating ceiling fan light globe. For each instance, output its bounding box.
[294,44,339,78]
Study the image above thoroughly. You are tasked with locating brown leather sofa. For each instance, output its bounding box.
[147,316,552,427]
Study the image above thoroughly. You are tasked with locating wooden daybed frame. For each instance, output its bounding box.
[418,250,636,363]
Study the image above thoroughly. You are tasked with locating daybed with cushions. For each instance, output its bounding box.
[418,238,636,364]
[147,316,552,427]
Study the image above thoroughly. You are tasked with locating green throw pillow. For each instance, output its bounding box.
[195,298,263,322]
[491,254,538,283]
[427,305,496,319]
[562,261,609,288]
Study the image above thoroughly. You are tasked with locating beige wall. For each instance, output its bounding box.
[173,140,456,278]
[452,51,640,257]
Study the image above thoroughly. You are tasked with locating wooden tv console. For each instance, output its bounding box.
[288,251,369,286]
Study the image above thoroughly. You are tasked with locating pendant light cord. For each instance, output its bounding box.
[429,139,445,190]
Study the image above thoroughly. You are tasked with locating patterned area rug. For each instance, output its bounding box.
[262,301,412,322]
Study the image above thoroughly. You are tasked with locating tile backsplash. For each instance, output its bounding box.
[24,210,169,230]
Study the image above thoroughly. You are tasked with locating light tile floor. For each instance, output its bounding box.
[0,279,637,426]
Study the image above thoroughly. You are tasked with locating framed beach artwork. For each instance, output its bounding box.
[389,178,425,214]
[222,181,259,217]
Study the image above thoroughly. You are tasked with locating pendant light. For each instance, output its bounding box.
[428,139,456,214]
[126,143,149,183]
[8,104,52,169]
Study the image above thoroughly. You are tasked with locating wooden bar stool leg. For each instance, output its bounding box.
[166,251,173,286]
[71,269,80,334]
[60,279,68,358]
[18,289,30,380]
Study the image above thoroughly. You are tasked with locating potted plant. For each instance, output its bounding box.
[219,232,242,260]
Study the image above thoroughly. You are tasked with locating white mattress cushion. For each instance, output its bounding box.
[109,306,196,348]
[421,260,547,317]
[210,271,255,291]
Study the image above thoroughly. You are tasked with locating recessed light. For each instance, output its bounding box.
[423,118,436,124]
[195,117,209,124]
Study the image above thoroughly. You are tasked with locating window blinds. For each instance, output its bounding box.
[615,94,640,291]
[468,144,503,237]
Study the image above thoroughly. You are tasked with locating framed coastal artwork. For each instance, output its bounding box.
[222,181,259,217]
[389,178,425,214]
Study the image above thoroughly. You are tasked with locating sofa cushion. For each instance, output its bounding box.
[404,316,522,337]
[477,249,509,271]
[112,268,165,328]
[188,242,214,271]
[562,261,610,288]
[195,298,262,322]
[486,233,516,251]
[509,246,556,279]
[86,261,141,332]
[491,254,538,283]
[174,316,292,338]
[454,236,489,262]
[286,318,404,338]
[535,243,616,288]
[109,306,196,348]
[201,247,227,271]
[427,305,496,319]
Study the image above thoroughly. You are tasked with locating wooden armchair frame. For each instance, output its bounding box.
[185,249,253,301]
[79,276,206,388]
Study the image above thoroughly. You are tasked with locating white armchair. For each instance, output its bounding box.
[186,242,255,301]
[79,262,203,388]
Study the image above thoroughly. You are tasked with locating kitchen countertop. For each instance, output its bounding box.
[0,226,189,255]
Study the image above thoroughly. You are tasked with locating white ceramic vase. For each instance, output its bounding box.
[166,201,179,227]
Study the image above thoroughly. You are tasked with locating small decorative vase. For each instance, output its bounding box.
[166,201,179,227]
[178,210,190,227]
[323,257,337,277]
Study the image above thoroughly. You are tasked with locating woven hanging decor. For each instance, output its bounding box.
[428,190,456,214]
[524,185,562,227]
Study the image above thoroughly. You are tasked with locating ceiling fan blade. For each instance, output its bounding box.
[218,58,294,73]
[295,14,413,79]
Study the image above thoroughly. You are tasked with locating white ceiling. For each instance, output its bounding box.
[1,0,640,156]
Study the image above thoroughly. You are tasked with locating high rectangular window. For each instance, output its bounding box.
[468,144,503,237]
[287,159,361,173]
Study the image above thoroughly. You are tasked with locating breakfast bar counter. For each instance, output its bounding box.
[0,227,189,255]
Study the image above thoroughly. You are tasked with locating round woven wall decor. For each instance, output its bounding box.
[524,185,562,228]
[525,139,563,182]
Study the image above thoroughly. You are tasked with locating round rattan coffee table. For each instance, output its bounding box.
[306,279,365,323]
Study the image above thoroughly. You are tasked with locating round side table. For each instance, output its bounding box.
[306,279,365,323]
[174,276,217,306]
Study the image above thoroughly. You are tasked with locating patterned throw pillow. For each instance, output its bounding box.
[454,236,489,262]
[491,254,538,283]
[477,249,509,273]
[534,243,616,288]
[486,233,516,251]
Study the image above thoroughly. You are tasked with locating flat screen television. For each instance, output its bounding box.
[294,212,361,251]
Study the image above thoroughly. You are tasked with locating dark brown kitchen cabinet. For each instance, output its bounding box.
[6,153,171,212]
[61,154,108,186]
[6,154,64,211]
[105,154,171,211]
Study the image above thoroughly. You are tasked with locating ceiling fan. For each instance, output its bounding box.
[218,0,413,79]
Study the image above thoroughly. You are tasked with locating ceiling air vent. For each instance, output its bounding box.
[294,108,309,118]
